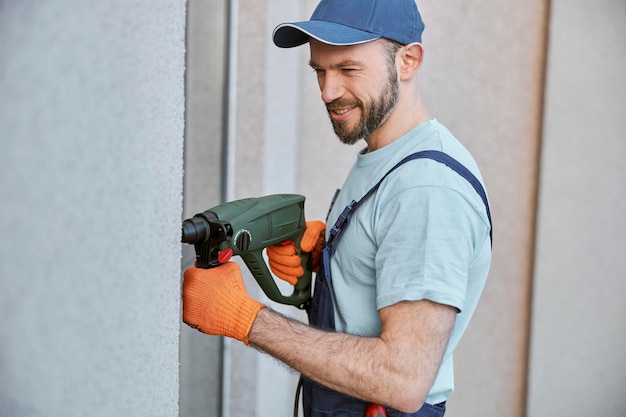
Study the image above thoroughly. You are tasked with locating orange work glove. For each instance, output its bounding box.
[266,220,325,285]
[182,262,264,345]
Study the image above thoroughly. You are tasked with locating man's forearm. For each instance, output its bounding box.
[248,306,430,412]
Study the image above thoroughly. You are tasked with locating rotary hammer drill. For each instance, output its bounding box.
[181,194,312,308]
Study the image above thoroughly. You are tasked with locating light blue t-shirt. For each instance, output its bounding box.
[326,118,492,405]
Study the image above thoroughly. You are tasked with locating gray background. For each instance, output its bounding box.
[1,0,624,416]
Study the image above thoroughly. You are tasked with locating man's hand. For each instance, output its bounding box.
[182,262,264,345]
[267,220,325,285]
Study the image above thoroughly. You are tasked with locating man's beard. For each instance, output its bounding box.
[327,72,400,146]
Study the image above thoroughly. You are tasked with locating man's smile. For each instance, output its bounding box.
[327,100,359,122]
[329,106,357,122]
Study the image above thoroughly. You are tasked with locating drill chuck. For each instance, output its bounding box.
[181,212,233,245]
[181,217,208,244]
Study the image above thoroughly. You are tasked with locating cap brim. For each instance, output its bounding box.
[273,21,381,48]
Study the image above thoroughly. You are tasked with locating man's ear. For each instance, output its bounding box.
[398,42,424,81]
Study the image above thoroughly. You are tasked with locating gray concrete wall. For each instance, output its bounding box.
[528,1,626,415]
[0,1,186,416]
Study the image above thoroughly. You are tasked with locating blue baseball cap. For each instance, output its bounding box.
[273,0,425,48]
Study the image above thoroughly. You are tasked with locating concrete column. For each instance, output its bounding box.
[0,1,186,416]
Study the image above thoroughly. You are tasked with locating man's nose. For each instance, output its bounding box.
[320,72,344,104]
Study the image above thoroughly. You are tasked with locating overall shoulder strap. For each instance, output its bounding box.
[356,150,493,245]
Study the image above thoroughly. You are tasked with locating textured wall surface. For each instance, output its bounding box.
[0,1,186,416]
[528,1,626,415]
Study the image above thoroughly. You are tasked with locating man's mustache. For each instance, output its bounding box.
[326,98,362,112]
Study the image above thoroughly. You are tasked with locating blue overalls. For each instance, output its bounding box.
[300,151,493,417]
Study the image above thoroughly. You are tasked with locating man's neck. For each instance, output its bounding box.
[364,102,431,153]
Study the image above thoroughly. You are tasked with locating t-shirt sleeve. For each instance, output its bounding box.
[374,184,487,312]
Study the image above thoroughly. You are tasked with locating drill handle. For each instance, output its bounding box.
[241,249,312,308]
